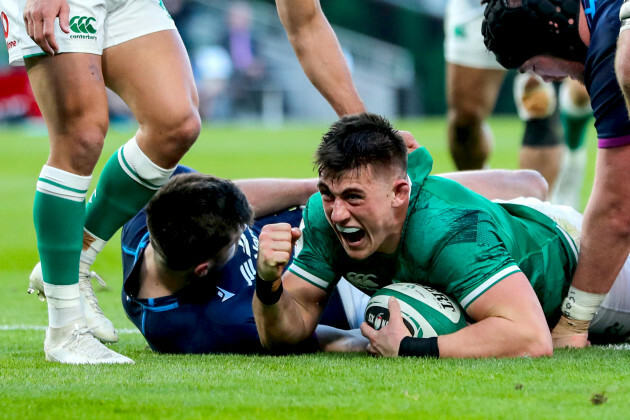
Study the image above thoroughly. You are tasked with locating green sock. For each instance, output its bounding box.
[85,138,175,241]
[560,112,592,151]
[34,166,90,285]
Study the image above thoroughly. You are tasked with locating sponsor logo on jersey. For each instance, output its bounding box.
[2,12,9,39]
[454,24,466,38]
[216,287,235,302]
[346,272,380,290]
[69,16,97,40]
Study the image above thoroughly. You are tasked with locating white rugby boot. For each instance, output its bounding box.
[44,321,134,365]
[28,262,119,343]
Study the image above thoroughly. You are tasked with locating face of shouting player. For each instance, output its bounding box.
[318,164,410,260]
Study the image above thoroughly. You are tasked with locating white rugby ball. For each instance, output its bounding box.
[364,283,467,337]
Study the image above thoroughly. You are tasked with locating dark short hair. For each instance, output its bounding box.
[482,0,586,69]
[146,173,253,271]
[315,113,407,181]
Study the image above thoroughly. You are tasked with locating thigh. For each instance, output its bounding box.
[446,63,506,117]
[26,53,109,172]
[101,29,198,127]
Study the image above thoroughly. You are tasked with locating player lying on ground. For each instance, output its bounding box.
[117,164,545,354]
[253,113,630,358]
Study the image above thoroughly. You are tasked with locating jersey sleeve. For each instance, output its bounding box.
[585,7,630,147]
[287,194,340,292]
[424,213,521,311]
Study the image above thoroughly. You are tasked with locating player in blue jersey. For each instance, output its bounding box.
[121,163,548,354]
[120,166,372,354]
[482,0,630,348]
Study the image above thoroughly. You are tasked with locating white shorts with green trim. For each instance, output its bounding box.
[1,0,176,66]
[444,1,505,71]
[497,197,630,340]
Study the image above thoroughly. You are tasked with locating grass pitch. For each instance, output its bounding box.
[1,117,628,420]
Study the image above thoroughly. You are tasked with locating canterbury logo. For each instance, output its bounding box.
[70,16,96,34]
[346,272,379,289]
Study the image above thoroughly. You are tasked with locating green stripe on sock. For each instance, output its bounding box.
[38,177,89,194]
[560,112,592,150]
[34,192,86,285]
[118,149,162,190]
[84,150,158,241]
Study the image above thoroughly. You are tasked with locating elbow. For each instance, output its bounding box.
[520,329,553,358]
[517,169,549,201]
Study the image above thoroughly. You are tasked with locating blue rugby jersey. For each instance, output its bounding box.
[120,167,350,354]
[581,0,630,147]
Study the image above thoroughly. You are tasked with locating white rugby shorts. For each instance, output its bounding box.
[0,0,176,66]
[444,0,505,70]
[496,197,630,339]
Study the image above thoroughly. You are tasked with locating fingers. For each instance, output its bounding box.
[23,0,69,55]
[58,1,70,33]
[290,227,302,247]
[388,296,402,319]
[257,223,299,281]
[399,130,420,153]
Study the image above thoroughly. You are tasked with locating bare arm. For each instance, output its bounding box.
[361,273,553,358]
[276,0,364,116]
[437,169,548,201]
[315,326,369,353]
[252,223,328,349]
[234,178,317,218]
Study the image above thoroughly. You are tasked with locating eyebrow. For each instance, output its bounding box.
[317,181,365,196]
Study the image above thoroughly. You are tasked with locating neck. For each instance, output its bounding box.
[137,244,191,299]
[378,203,408,254]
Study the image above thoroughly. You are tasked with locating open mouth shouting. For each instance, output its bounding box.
[336,224,366,247]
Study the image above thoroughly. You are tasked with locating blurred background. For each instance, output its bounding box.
[0,0,519,126]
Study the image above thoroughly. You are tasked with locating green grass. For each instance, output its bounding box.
[1,117,625,420]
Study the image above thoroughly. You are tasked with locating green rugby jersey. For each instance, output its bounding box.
[288,147,578,323]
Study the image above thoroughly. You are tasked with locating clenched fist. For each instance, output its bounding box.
[257,223,301,282]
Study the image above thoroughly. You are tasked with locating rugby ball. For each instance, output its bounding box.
[364,283,467,337]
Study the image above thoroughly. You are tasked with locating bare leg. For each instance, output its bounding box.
[446,63,505,170]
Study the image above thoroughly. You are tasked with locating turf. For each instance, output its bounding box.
[2,117,627,420]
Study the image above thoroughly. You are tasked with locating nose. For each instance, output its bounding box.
[330,198,350,223]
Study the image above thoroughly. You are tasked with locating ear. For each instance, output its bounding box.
[193,262,210,278]
[391,179,410,208]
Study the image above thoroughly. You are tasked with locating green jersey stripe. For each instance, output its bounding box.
[460,265,521,309]
[37,177,88,194]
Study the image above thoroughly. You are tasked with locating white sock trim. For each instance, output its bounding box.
[117,137,176,191]
[37,165,92,203]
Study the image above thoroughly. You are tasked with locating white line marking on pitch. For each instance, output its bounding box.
[0,325,140,334]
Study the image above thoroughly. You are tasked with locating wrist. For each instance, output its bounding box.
[255,274,283,305]
[561,285,606,321]
[398,336,439,358]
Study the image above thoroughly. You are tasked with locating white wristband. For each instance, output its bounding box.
[560,285,606,321]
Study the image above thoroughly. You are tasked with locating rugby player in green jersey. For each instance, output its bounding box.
[253,113,630,358]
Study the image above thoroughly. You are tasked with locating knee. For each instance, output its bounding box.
[514,169,549,200]
[448,103,485,129]
[52,125,107,173]
[147,106,202,161]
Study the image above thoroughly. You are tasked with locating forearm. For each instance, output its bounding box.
[436,317,553,358]
[277,0,364,116]
[315,326,369,353]
[438,169,548,201]
[253,290,316,350]
[234,178,317,218]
